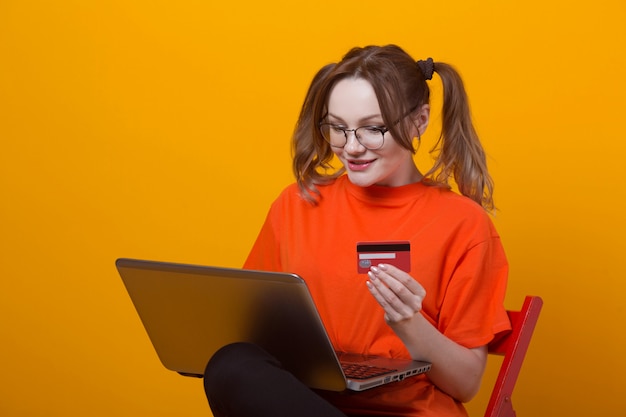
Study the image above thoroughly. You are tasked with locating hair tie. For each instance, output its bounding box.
[417,58,434,80]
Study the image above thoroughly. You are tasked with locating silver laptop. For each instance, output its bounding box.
[116,258,431,391]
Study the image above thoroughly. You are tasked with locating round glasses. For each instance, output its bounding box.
[319,123,389,151]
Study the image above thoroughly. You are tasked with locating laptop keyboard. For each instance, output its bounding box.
[341,363,397,380]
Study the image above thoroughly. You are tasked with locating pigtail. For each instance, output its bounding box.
[425,62,495,211]
[292,63,339,204]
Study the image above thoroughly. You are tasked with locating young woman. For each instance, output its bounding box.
[204,44,510,417]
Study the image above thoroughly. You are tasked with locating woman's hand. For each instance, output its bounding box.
[365,263,487,403]
[365,263,426,324]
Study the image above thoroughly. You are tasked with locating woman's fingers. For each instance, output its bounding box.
[366,264,426,322]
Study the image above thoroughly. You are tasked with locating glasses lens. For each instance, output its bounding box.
[320,124,346,147]
[355,126,384,150]
[319,124,385,150]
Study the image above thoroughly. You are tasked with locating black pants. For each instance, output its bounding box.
[204,342,349,417]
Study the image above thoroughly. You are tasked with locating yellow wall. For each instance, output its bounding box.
[1,1,625,415]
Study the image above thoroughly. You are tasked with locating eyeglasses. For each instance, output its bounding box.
[319,123,389,150]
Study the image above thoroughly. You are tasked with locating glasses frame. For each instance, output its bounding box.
[318,122,389,151]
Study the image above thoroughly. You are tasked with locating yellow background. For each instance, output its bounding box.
[1,1,625,415]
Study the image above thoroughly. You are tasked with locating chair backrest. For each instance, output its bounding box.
[484,296,543,417]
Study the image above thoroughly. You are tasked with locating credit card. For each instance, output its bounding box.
[357,241,411,274]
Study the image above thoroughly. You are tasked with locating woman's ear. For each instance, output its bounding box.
[412,104,430,136]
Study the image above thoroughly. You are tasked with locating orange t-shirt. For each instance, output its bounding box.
[244,175,510,417]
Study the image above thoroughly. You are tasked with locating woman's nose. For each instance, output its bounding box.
[343,130,366,153]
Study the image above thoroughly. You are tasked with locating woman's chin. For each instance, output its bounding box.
[346,171,378,188]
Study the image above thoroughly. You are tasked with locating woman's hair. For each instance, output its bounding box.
[291,44,495,211]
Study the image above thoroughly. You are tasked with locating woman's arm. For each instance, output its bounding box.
[366,263,488,402]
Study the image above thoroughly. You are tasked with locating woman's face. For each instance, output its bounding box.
[326,77,423,187]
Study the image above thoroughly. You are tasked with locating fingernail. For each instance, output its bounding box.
[368,271,377,280]
[378,263,388,270]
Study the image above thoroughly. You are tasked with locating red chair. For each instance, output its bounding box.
[484,296,543,417]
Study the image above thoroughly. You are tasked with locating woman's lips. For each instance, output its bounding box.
[347,159,376,171]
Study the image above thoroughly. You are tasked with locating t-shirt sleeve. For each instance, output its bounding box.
[243,201,282,272]
[437,232,511,349]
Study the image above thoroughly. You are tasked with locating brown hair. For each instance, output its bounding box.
[291,45,495,211]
